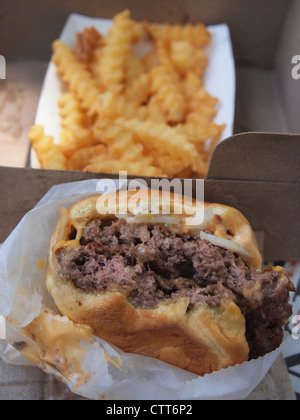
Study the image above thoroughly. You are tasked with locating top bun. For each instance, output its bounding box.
[64,189,262,270]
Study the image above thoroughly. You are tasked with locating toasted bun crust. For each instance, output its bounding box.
[46,190,263,375]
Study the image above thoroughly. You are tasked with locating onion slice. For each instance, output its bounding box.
[200,231,251,259]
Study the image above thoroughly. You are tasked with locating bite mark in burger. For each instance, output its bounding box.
[46,191,294,376]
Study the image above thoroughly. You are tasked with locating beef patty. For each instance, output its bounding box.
[55,218,293,359]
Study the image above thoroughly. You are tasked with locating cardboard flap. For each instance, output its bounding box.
[207,132,300,182]
[204,179,300,262]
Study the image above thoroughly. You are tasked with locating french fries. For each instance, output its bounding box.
[29,9,225,178]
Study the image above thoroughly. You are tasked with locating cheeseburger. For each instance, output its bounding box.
[46,190,294,376]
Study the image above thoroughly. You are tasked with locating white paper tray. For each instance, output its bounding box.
[31,13,236,168]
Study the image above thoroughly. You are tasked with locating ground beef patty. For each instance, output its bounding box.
[56,218,293,359]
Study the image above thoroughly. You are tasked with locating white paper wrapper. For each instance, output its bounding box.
[0,179,290,400]
[31,14,236,168]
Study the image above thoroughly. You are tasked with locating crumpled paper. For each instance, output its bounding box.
[0,179,291,400]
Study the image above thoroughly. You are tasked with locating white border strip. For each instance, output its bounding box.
[0,315,6,339]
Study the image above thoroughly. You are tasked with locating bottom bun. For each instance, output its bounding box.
[46,269,249,374]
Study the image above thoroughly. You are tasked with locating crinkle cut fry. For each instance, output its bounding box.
[116,118,201,172]
[146,22,212,47]
[93,118,153,165]
[124,50,146,84]
[99,73,150,120]
[58,92,87,128]
[29,125,67,170]
[57,92,97,157]
[75,26,103,62]
[177,121,226,145]
[52,40,103,117]
[98,10,138,93]
[84,158,166,177]
[170,41,208,77]
[150,65,186,124]
[67,144,110,171]
[150,41,187,124]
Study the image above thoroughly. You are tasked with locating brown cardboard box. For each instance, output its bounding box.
[0,0,299,400]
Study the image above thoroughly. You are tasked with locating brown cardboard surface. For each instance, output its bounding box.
[235,67,288,133]
[0,61,48,167]
[208,133,300,182]
[0,0,291,68]
[204,179,300,261]
[276,0,300,133]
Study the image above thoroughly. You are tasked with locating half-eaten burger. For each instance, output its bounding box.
[46,190,294,376]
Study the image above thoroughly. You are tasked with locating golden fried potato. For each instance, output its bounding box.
[98,10,137,93]
[146,22,211,47]
[84,158,165,177]
[29,125,67,170]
